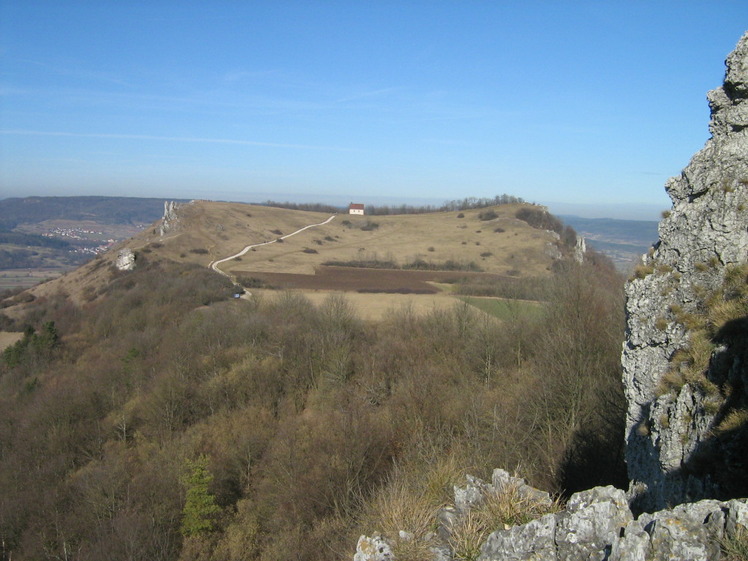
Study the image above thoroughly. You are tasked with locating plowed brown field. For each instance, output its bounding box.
[233,265,509,293]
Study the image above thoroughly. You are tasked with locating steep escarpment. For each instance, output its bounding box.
[623,31,748,512]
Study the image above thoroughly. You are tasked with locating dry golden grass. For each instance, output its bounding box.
[361,460,560,561]
[368,477,441,544]
[360,455,465,561]
[447,480,560,561]
[260,289,458,321]
[98,200,554,278]
[721,525,748,560]
[220,203,554,277]
[12,251,118,310]
[5,201,558,317]
[717,409,748,434]
[0,331,23,352]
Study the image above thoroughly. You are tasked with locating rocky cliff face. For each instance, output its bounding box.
[622,31,748,512]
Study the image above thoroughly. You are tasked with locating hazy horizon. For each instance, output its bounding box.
[0,190,666,221]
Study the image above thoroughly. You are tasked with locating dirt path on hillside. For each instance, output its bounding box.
[209,215,337,285]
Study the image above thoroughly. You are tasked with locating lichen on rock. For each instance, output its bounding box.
[353,535,394,561]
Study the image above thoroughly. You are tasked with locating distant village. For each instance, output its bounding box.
[39,225,150,256]
[42,226,109,240]
[40,227,115,255]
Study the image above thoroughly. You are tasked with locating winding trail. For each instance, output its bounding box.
[210,214,337,283]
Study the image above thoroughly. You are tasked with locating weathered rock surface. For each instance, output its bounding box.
[158,200,181,236]
[355,472,748,561]
[478,485,632,561]
[612,498,733,561]
[574,235,586,264]
[115,248,136,271]
[480,513,557,561]
[353,535,394,561]
[622,31,748,512]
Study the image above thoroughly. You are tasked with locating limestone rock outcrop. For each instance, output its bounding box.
[622,31,748,512]
[573,235,586,264]
[353,535,394,561]
[158,200,181,236]
[354,471,748,561]
[115,248,136,271]
[478,486,742,561]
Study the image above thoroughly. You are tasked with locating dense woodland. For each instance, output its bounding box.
[0,252,625,561]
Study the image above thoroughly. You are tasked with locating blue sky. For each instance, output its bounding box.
[1,2,746,219]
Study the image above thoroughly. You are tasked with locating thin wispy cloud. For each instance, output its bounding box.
[222,69,285,83]
[334,87,403,104]
[0,85,28,96]
[0,129,360,152]
[16,84,334,116]
[421,137,491,148]
[17,56,135,87]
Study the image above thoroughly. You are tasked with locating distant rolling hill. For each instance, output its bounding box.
[3,199,573,319]
[128,200,563,279]
[559,215,659,271]
[1,197,614,304]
